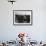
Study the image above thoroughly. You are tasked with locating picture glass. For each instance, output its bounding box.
[13,10,32,25]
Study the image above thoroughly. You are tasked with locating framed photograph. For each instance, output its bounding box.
[13,10,32,25]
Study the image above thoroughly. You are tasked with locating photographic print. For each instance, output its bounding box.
[13,10,32,25]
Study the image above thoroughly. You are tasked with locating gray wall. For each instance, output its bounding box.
[0,0,46,41]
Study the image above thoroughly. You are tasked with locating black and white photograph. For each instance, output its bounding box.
[13,10,32,25]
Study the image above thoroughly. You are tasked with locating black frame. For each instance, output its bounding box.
[13,10,33,26]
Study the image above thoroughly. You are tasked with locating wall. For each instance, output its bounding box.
[0,0,46,42]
